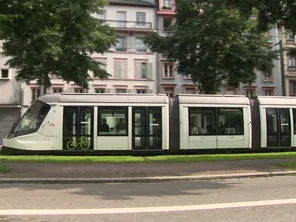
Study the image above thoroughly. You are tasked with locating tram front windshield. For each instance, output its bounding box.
[11,100,51,136]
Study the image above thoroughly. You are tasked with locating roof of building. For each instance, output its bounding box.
[108,0,156,7]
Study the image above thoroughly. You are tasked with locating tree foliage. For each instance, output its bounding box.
[0,0,118,89]
[144,0,279,93]
[225,0,296,56]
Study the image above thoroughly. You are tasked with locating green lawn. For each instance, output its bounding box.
[0,152,296,164]
[280,161,296,169]
[0,164,10,173]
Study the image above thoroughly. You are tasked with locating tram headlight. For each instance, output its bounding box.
[4,134,15,139]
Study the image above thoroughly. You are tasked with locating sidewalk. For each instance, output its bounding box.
[1,158,296,183]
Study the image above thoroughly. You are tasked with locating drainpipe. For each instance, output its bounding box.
[156,52,160,94]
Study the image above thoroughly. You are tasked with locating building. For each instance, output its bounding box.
[155,0,197,97]
[279,28,296,96]
[224,26,283,97]
[0,43,22,144]
[21,0,158,112]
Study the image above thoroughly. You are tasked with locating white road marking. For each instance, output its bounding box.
[1,198,296,216]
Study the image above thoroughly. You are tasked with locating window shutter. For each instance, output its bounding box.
[146,63,152,79]
[123,37,127,50]
[135,63,142,79]
[131,37,136,52]
[121,62,127,78]
[115,62,121,78]
[141,63,147,78]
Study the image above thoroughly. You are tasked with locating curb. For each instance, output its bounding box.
[1,171,296,184]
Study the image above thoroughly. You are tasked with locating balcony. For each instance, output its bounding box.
[105,20,154,33]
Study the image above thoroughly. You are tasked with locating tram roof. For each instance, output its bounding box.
[176,94,250,105]
[38,93,169,104]
[256,96,296,105]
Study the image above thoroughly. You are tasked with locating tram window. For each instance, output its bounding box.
[63,107,77,135]
[188,108,216,135]
[98,107,128,136]
[12,100,51,136]
[217,108,244,135]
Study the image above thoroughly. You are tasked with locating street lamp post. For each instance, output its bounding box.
[279,40,286,96]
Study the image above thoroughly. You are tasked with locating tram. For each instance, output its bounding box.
[2,93,296,155]
[1,93,170,154]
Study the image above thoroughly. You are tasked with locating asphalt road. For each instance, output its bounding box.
[0,176,296,221]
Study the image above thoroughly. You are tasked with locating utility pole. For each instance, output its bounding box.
[279,40,286,96]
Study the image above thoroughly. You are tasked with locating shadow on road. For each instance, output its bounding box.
[0,179,241,201]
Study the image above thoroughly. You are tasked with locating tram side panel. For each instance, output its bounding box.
[178,104,252,150]
[96,106,129,151]
[216,106,252,149]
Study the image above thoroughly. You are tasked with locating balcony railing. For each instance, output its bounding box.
[104,20,153,31]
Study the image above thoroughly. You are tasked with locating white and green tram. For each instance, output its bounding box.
[2,93,170,154]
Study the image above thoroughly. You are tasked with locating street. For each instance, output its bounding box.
[0,176,296,221]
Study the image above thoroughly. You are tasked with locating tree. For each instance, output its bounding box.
[0,0,118,90]
[225,0,296,55]
[144,0,279,93]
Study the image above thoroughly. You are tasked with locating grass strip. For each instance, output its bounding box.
[0,164,10,173]
[0,152,296,163]
[280,161,296,169]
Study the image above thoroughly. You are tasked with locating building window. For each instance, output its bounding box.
[136,89,147,94]
[287,32,295,42]
[114,60,127,78]
[263,74,271,81]
[95,10,106,20]
[135,61,151,79]
[245,89,256,98]
[116,11,126,28]
[95,88,106,93]
[98,107,128,136]
[163,86,175,98]
[136,12,146,26]
[74,88,88,93]
[185,87,196,94]
[265,30,272,42]
[224,87,236,95]
[0,69,9,78]
[31,88,41,103]
[163,0,173,8]
[116,88,127,93]
[52,88,63,93]
[136,38,147,52]
[163,63,174,78]
[290,80,296,96]
[288,56,296,68]
[163,18,173,32]
[264,89,274,96]
[188,107,244,136]
[116,37,127,51]
[97,60,107,71]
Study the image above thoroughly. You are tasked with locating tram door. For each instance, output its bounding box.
[132,107,162,150]
[266,108,291,147]
[63,106,94,151]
